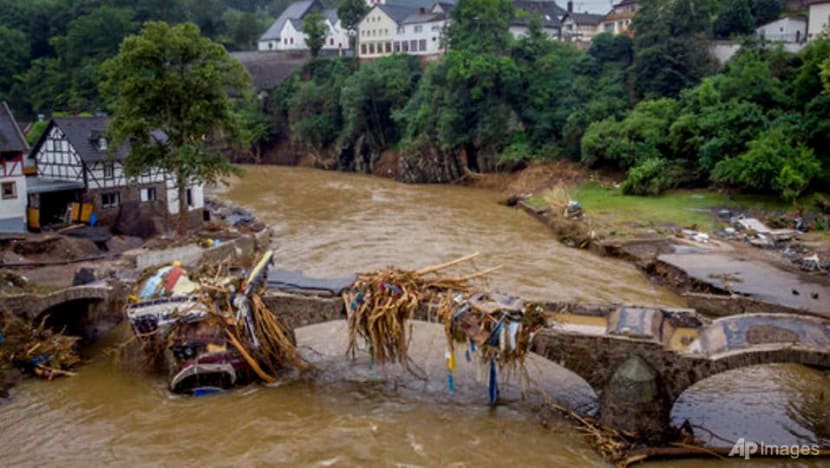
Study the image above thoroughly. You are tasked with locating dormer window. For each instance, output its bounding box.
[98,137,108,151]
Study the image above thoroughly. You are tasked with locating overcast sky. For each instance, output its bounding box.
[566,0,618,14]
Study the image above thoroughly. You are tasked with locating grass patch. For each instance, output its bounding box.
[534,182,828,238]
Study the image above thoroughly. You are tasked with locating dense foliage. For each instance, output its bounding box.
[0,0,283,115]
[269,0,826,200]
[101,21,250,233]
[1,0,826,202]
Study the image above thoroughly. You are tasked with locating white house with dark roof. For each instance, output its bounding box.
[510,0,566,39]
[757,16,807,43]
[561,1,604,43]
[27,117,203,230]
[258,0,349,52]
[600,0,638,35]
[357,1,452,59]
[0,102,28,233]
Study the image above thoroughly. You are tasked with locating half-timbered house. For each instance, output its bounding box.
[28,117,204,230]
[0,102,29,233]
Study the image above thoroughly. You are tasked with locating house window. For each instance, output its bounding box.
[103,162,115,178]
[140,187,157,203]
[419,39,426,51]
[290,37,294,44]
[1,181,16,200]
[361,43,367,54]
[369,43,375,54]
[101,191,120,208]
[329,37,334,45]
[186,189,194,207]
[402,40,409,51]
[385,42,391,53]
[431,25,441,31]
[398,26,405,33]
[98,137,108,151]
[414,25,423,33]
[410,39,417,51]
[394,41,400,52]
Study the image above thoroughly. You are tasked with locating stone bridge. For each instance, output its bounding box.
[0,282,125,339]
[262,290,830,442]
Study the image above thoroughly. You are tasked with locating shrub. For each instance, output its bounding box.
[621,158,684,195]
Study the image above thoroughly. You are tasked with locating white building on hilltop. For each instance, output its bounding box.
[757,16,807,43]
[258,0,350,52]
[807,0,830,40]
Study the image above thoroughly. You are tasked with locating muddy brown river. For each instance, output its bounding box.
[2,166,828,466]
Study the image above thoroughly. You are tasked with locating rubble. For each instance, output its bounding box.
[0,310,81,380]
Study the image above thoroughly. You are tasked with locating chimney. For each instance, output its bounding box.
[419,6,425,14]
[567,0,573,12]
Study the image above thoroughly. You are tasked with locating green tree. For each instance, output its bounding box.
[713,0,755,39]
[631,0,717,98]
[750,0,781,27]
[303,11,327,57]
[340,55,420,150]
[713,119,820,200]
[337,0,368,49]
[447,0,514,54]
[0,25,28,102]
[101,22,250,234]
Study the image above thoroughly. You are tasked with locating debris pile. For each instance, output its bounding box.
[0,270,31,294]
[0,310,80,380]
[126,251,308,394]
[342,252,496,365]
[344,253,553,404]
[205,198,265,233]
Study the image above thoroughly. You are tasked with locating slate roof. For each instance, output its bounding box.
[30,117,170,164]
[323,8,339,24]
[0,102,28,153]
[563,12,604,25]
[512,0,566,28]
[51,117,128,162]
[401,11,447,24]
[378,3,419,23]
[288,18,304,30]
[260,0,317,41]
[230,51,307,91]
[385,0,439,10]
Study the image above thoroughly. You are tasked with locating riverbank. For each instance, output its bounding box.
[244,158,830,317]
[0,198,273,397]
[479,162,830,317]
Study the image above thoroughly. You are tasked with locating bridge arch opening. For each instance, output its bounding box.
[670,363,830,447]
[34,298,104,343]
[292,319,599,415]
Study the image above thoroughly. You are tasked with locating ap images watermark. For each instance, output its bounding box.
[729,438,821,460]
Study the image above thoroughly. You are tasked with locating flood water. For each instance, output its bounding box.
[2,166,828,466]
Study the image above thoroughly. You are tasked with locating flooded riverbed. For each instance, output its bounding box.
[2,166,828,466]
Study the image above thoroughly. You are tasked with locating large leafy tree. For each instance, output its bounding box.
[101,21,250,234]
[0,25,28,103]
[750,0,781,27]
[631,0,717,99]
[713,0,755,39]
[303,11,327,57]
[337,0,368,49]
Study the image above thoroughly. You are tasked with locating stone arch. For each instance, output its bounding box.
[27,286,111,321]
[34,297,105,341]
[669,362,830,445]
